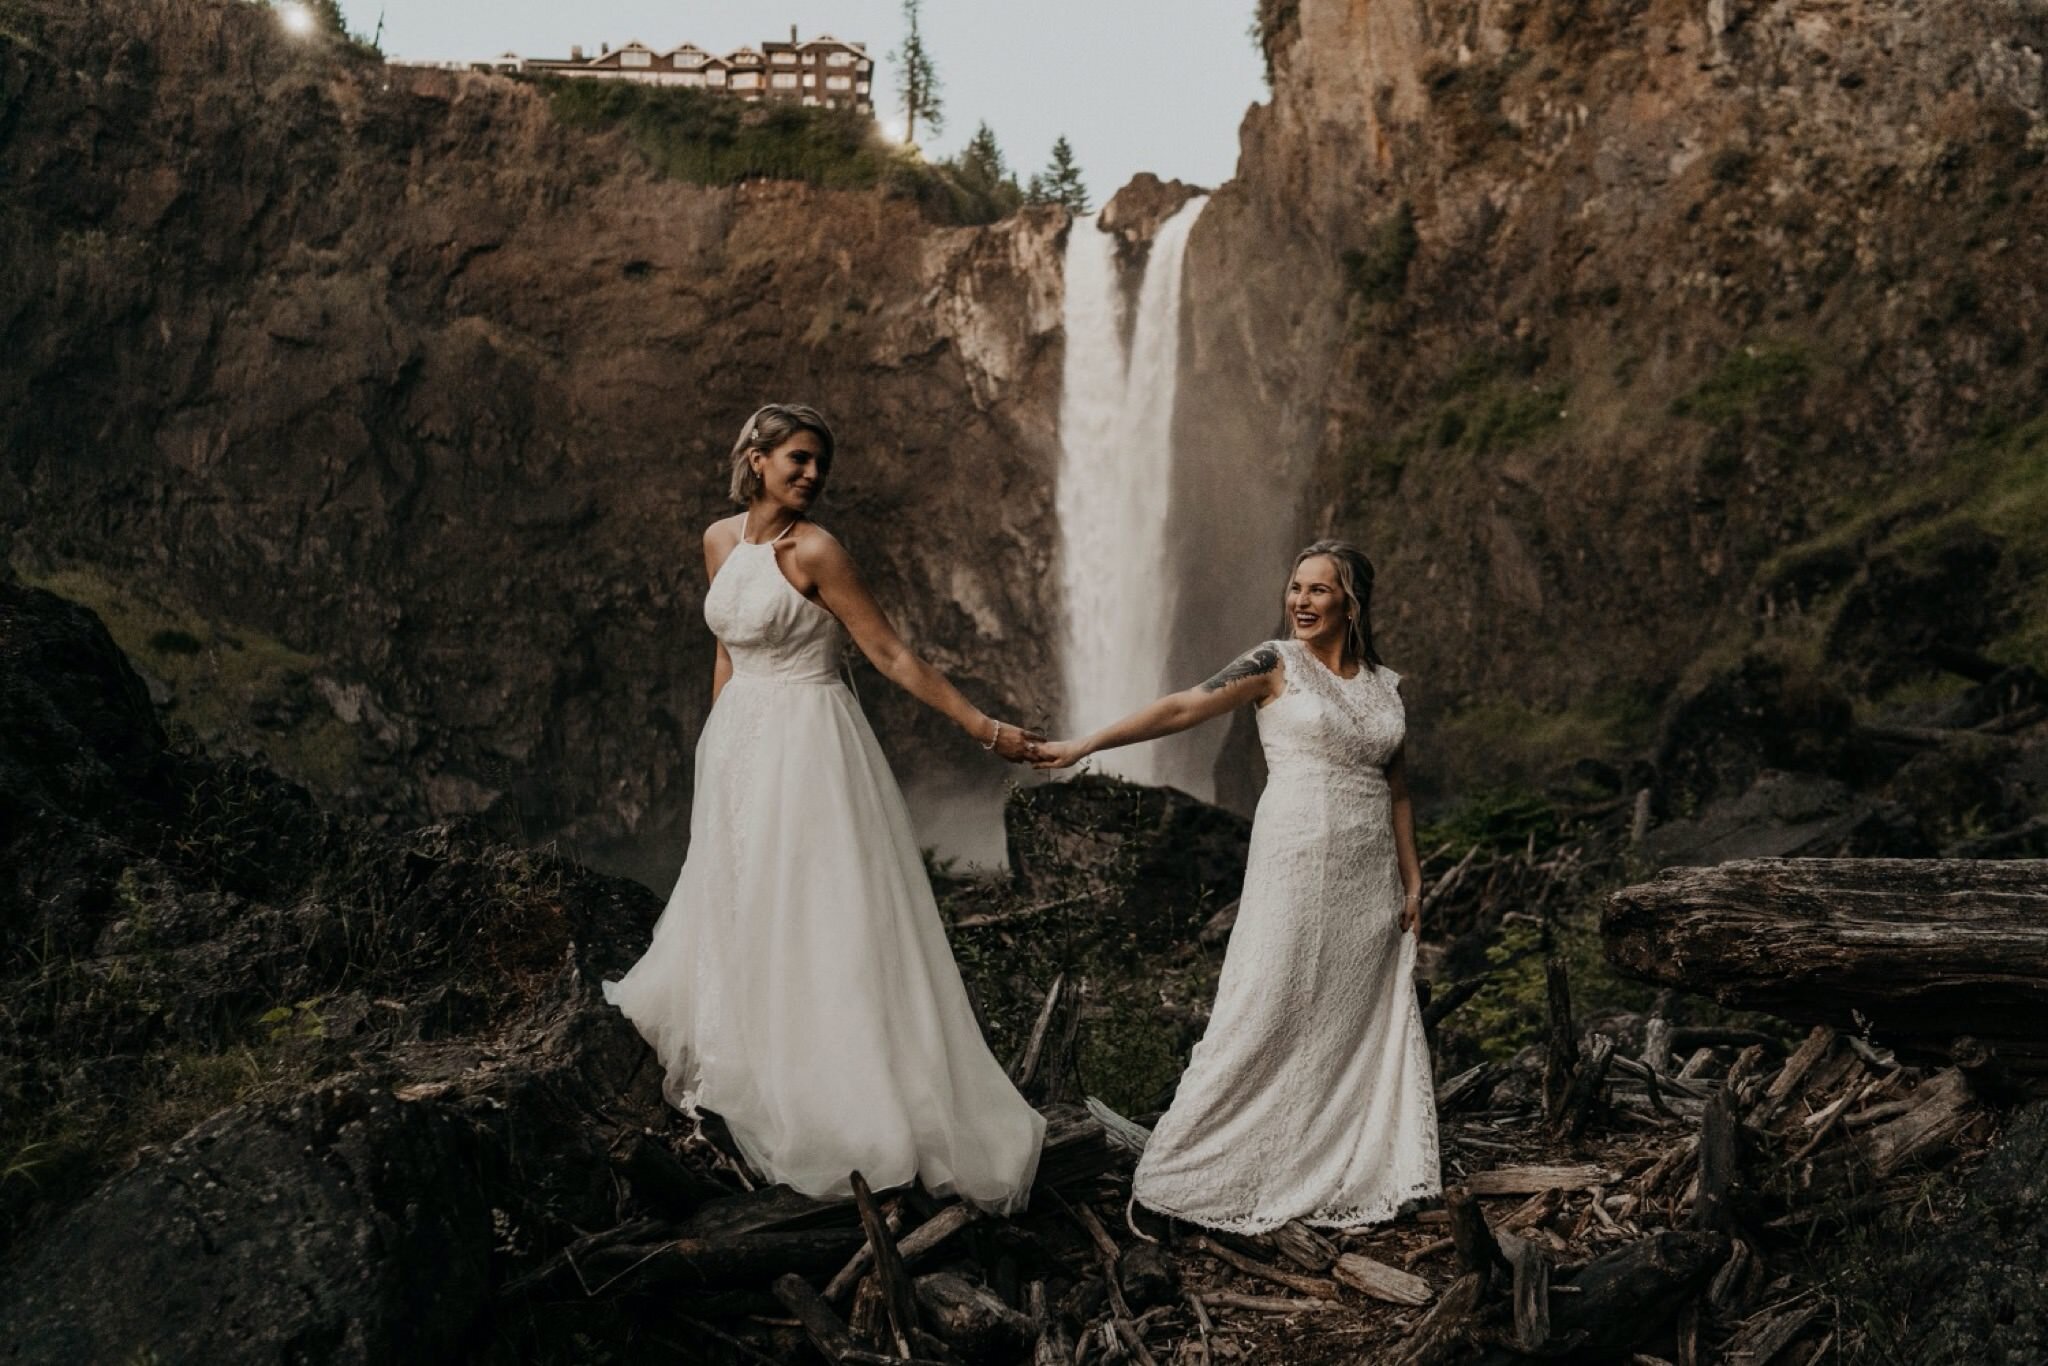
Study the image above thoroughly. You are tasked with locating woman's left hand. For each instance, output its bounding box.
[1400,894,1421,936]
[989,722,1046,765]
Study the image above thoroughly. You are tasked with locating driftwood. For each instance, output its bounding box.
[1331,1251,1433,1305]
[1549,1229,1730,1352]
[505,1226,869,1298]
[914,1272,1034,1357]
[849,1172,919,1358]
[1188,1235,1334,1299]
[1606,859,2048,1087]
[772,1273,950,1366]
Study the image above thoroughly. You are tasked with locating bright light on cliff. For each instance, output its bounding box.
[276,3,319,39]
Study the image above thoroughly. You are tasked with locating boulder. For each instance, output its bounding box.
[1004,775,1250,947]
[0,1079,493,1364]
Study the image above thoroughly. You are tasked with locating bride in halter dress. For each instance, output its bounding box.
[604,405,1045,1212]
[1036,540,1440,1232]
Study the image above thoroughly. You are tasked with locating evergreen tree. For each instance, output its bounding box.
[1026,136,1089,215]
[891,0,944,146]
[947,122,1022,220]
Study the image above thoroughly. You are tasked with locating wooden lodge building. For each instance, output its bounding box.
[495,27,875,115]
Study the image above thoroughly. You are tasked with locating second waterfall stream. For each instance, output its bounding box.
[1055,195,1212,797]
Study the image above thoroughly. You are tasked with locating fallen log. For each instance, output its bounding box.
[1331,1251,1433,1306]
[1605,859,2048,1088]
[505,1227,869,1298]
[915,1272,1035,1358]
[1467,1164,1618,1196]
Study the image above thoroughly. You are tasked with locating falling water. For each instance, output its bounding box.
[1055,196,1209,794]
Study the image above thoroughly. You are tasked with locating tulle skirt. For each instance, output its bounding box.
[603,674,1044,1212]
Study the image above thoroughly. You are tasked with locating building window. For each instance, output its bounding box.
[620,51,651,68]
[803,96,819,106]
[677,72,703,86]
[771,72,798,89]
[673,53,701,68]
[825,74,852,91]
[772,51,796,64]
[826,52,852,66]
[706,69,727,85]
[857,59,872,72]
[855,80,869,93]
[732,71,760,89]
[802,73,816,87]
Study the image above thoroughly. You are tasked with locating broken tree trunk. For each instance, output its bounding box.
[1605,858,2048,1089]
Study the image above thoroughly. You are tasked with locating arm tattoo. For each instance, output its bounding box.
[1200,645,1281,693]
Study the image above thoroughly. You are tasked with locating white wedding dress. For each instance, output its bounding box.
[603,528,1044,1212]
[1133,638,1441,1231]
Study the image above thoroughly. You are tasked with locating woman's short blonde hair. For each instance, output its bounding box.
[728,403,836,506]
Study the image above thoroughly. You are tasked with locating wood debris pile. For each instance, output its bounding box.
[510,972,2002,1364]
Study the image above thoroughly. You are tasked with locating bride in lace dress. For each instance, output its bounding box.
[1035,540,1440,1232]
[604,404,1046,1213]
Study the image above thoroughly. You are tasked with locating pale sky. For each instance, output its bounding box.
[334,0,1268,207]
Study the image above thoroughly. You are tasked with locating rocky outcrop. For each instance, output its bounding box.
[0,0,1068,885]
[1176,0,2048,802]
[0,575,676,1359]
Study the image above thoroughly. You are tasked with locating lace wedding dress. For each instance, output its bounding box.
[603,528,1044,1212]
[1133,638,1440,1232]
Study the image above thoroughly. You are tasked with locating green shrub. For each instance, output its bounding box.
[539,78,1015,225]
[1341,202,1418,304]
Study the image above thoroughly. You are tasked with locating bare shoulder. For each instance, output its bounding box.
[703,514,745,554]
[789,522,855,576]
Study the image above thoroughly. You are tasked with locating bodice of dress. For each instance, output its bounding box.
[1256,639,1405,787]
[703,538,847,685]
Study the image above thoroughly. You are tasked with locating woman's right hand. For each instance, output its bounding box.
[1031,738,1091,770]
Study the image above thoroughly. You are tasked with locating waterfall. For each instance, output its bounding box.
[1055,196,1209,794]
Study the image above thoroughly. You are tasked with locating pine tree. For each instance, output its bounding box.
[892,0,944,146]
[1026,136,1089,215]
[948,122,1022,220]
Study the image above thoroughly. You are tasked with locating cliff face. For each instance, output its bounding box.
[0,0,1066,882]
[1180,0,2048,797]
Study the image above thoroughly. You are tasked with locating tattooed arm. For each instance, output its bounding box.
[1033,645,1285,770]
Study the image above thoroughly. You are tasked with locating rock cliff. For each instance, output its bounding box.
[1178,0,2048,801]
[0,0,1066,884]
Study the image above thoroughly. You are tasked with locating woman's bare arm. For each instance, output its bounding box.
[703,521,737,704]
[1387,740,1424,934]
[798,530,1039,761]
[1033,645,1284,769]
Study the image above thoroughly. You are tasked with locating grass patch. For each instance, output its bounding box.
[8,556,363,791]
[1435,687,1659,790]
[1749,413,2048,672]
[1670,340,1811,423]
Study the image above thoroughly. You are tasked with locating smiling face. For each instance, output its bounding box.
[1286,554,1351,653]
[748,430,830,513]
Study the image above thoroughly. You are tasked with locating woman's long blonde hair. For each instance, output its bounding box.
[1286,539,1383,668]
[728,403,836,506]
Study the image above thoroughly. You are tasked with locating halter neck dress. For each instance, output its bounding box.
[603,522,1045,1211]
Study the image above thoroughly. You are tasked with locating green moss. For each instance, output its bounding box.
[1436,686,1658,787]
[1670,340,1811,423]
[8,557,363,792]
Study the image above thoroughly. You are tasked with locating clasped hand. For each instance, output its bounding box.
[983,725,1087,768]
